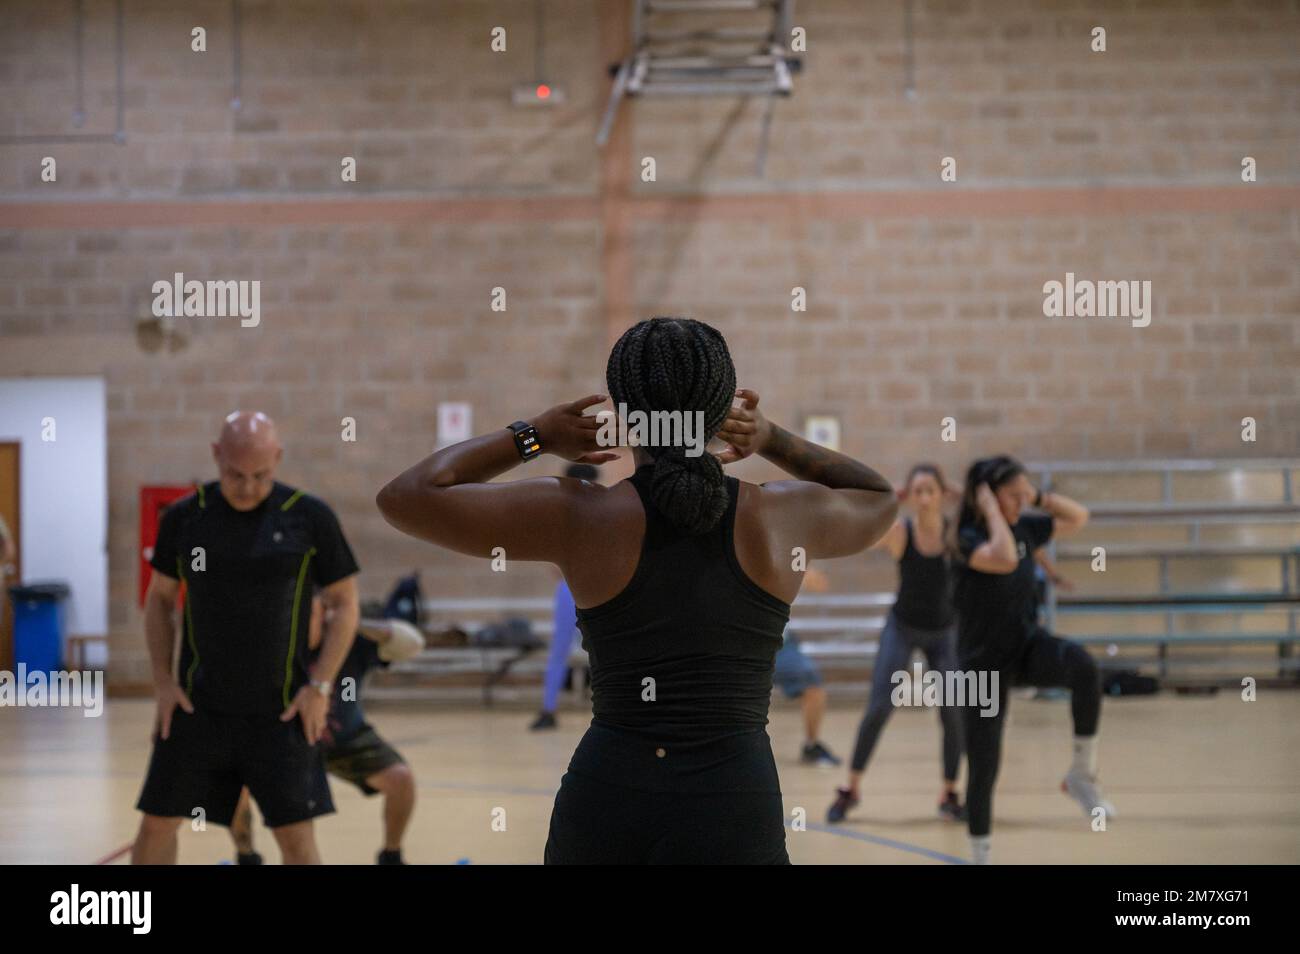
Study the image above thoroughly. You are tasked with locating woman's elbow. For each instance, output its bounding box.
[974,551,1019,574]
[1058,507,1089,537]
[858,496,899,551]
[376,479,449,540]
[375,480,410,528]
[877,497,901,537]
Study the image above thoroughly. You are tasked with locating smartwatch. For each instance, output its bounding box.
[508,420,542,461]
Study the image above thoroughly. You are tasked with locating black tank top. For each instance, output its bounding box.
[892,518,955,630]
[568,465,791,793]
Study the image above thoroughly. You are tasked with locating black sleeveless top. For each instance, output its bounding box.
[567,466,791,793]
[892,518,955,630]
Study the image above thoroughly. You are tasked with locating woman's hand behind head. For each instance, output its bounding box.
[535,394,621,465]
[715,388,771,465]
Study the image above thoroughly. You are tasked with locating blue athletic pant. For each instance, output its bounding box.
[542,581,579,714]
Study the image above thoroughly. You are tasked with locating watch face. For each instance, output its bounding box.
[517,426,540,456]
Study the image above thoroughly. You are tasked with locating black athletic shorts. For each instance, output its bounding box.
[324,724,405,795]
[544,770,791,865]
[135,708,334,829]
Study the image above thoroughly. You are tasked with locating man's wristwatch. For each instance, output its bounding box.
[508,420,542,461]
[309,679,331,698]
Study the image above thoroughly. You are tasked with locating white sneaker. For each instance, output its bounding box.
[1062,768,1116,821]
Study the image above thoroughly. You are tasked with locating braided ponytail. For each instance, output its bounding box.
[606,317,737,535]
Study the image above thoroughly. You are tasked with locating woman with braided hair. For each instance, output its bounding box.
[377,317,898,864]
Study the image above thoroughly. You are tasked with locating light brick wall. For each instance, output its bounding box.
[3,1,1297,194]
[1,1,1297,685]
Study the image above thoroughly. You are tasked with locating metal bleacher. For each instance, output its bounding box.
[1034,459,1300,683]
[366,596,561,706]
[367,458,1300,704]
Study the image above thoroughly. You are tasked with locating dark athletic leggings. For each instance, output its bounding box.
[850,611,964,781]
[544,770,790,864]
[962,631,1102,838]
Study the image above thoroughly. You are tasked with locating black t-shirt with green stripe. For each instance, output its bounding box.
[151,481,359,715]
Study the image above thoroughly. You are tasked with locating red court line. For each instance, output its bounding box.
[92,842,133,865]
[0,195,601,229]
[2,185,1298,230]
[625,184,1300,220]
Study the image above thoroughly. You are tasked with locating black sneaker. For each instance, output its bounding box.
[236,851,263,866]
[529,711,557,731]
[800,741,842,766]
[827,787,859,824]
[938,792,967,822]
[377,849,405,865]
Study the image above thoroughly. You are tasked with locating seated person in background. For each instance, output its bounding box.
[774,566,840,766]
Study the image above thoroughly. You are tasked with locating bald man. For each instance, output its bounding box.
[132,411,361,864]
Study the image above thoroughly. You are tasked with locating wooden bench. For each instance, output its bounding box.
[65,633,108,671]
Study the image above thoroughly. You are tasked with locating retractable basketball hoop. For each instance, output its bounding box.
[597,0,802,176]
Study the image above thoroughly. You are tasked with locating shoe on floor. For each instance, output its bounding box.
[800,741,842,767]
[1061,768,1116,821]
[827,787,859,824]
[938,792,967,823]
[529,711,557,731]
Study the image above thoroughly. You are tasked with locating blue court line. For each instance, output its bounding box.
[800,822,969,865]
[415,779,969,864]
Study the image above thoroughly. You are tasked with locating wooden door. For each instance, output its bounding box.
[0,442,20,673]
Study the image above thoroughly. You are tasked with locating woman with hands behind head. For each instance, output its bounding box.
[828,463,967,827]
[377,316,897,864]
[953,455,1112,865]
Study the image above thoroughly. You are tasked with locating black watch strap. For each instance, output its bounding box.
[508,420,542,461]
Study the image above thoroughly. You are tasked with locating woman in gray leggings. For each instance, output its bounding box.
[827,464,965,823]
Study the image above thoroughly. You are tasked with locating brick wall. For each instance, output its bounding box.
[1,0,1297,686]
[3,1,1297,194]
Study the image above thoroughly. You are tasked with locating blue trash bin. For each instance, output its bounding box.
[9,582,71,680]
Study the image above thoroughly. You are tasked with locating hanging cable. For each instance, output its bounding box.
[534,0,545,85]
[231,0,243,110]
[72,0,85,127]
[113,0,124,141]
[0,0,124,144]
[903,0,916,100]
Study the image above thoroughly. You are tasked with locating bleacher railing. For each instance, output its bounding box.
[378,458,1300,702]
[1030,458,1300,679]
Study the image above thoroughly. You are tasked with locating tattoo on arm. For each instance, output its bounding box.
[762,424,893,492]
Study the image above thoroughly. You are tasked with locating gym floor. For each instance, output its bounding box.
[3,691,1296,865]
